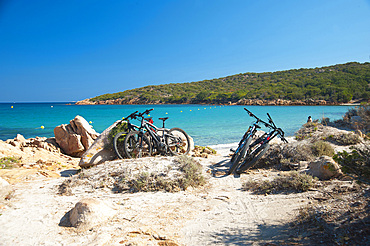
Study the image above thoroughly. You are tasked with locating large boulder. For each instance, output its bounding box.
[79,121,120,168]
[305,156,343,180]
[54,116,99,157]
[68,198,117,232]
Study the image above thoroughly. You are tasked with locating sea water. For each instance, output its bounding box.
[0,103,352,146]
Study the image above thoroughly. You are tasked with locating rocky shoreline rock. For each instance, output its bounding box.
[54,115,99,157]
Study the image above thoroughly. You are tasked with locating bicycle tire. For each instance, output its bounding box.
[123,131,152,158]
[228,137,252,175]
[236,143,270,174]
[166,127,191,156]
[113,131,129,159]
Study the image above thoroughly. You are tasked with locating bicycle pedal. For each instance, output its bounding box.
[230,148,235,152]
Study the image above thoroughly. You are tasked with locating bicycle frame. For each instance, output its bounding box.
[135,113,173,154]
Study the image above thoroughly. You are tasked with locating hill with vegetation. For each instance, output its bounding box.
[79,62,370,105]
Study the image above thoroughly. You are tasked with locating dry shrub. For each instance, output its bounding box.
[128,156,206,192]
[59,156,206,194]
[255,142,315,170]
[129,172,182,192]
[242,171,317,194]
[336,104,370,135]
[326,133,361,146]
[295,122,324,140]
[311,141,335,157]
[177,155,206,189]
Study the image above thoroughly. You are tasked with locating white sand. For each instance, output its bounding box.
[0,147,316,246]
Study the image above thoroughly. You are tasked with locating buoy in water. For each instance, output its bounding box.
[41,126,45,129]
[11,106,13,108]
[89,121,92,124]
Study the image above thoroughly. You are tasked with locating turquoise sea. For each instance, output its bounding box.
[0,103,352,146]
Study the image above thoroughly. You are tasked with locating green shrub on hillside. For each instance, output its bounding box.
[89,62,370,105]
[333,146,370,182]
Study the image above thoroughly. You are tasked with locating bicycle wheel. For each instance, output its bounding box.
[123,131,152,158]
[166,127,191,155]
[236,143,270,174]
[228,137,252,175]
[114,131,129,159]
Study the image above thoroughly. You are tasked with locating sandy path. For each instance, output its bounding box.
[0,146,315,245]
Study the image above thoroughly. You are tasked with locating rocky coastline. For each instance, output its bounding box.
[75,97,365,106]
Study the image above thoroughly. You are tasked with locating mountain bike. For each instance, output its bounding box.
[228,108,272,175]
[113,110,142,159]
[123,109,191,158]
[235,112,288,174]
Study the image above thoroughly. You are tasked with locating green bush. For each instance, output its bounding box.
[0,157,20,169]
[312,141,334,157]
[108,121,128,148]
[333,146,370,181]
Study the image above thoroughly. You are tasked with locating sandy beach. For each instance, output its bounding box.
[0,129,368,246]
[0,146,313,245]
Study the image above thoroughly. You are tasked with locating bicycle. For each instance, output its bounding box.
[113,110,142,159]
[123,109,191,158]
[235,111,288,174]
[228,108,272,175]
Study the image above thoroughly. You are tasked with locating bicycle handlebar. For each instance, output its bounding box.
[244,108,288,143]
[244,108,272,128]
[138,108,154,118]
[125,111,139,120]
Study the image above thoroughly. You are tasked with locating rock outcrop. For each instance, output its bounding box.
[54,116,99,157]
[68,198,117,232]
[306,156,343,180]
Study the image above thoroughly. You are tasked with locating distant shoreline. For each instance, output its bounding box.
[74,98,365,106]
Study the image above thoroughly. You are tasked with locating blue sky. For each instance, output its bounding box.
[1,0,369,102]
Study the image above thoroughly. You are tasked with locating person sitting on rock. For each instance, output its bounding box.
[307,116,312,123]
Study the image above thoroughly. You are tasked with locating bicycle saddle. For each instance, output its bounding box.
[159,117,169,127]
